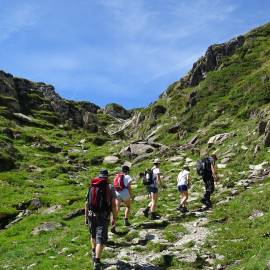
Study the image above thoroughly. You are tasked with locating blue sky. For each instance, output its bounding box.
[0,0,269,109]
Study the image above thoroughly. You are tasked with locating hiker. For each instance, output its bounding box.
[85,169,117,270]
[177,165,191,213]
[143,158,163,220]
[200,154,218,208]
[114,165,133,227]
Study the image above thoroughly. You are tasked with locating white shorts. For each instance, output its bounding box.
[116,188,130,202]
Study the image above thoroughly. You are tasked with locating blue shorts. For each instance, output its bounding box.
[178,185,188,192]
[148,186,158,194]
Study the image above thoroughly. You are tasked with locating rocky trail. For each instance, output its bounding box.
[100,164,270,270]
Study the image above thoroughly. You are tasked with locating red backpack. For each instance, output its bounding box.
[113,173,126,192]
[87,177,111,213]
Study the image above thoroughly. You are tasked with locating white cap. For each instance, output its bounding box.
[153,158,161,164]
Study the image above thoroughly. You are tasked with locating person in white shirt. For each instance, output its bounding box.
[114,165,133,227]
[177,165,191,213]
[143,158,163,220]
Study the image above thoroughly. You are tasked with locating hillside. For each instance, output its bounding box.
[0,22,270,270]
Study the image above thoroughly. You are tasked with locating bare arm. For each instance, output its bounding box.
[84,201,88,224]
[111,198,117,222]
[211,164,218,181]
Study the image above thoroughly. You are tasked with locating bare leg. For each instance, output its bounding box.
[150,192,158,213]
[123,199,131,219]
[95,243,103,259]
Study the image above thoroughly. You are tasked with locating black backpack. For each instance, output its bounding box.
[196,158,211,176]
[143,169,154,185]
[87,177,111,213]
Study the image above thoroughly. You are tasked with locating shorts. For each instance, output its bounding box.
[88,214,109,245]
[178,185,188,192]
[148,186,158,194]
[116,188,130,202]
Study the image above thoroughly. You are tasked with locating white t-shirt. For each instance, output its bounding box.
[177,170,190,186]
[151,166,160,188]
[123,174,132,187]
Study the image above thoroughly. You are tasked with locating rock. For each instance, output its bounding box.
[42,144,62,153]
[249,161,268,171]
[217,164,227,169]
[241,145,248,150]
[168,156,184,162]
[208,132,234,145]
[31,222,62,235]
[41,205,62,215]
[231,189,239,196]
[104,103,131,119]
[63,208,84,220]
[263,131,270,147]
[253,144,261,157]
[248,210,264,220]
[258,121,267,135]
[134,195,149,202]
[120,143,155,158]
[103,156,119,164]
[13,113,32,123]
[267,261,270,270]
[16,198,43,210]
[133,153,153,164]
[151,105,166,119]
[28,165,42,173]
[0,211,18,229]
[168,123,181,133]
[188,135,198,145]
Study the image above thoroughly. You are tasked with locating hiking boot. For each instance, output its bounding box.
[111,225,116,234]
[181,207,188,213]
[93,262,103,270]
[143,207,150,217]
[176,204,183,211]
[150,212,161,220]
[124,218,131,226]
[200,198,207,205]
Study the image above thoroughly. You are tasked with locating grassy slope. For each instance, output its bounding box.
[0,23,270,270]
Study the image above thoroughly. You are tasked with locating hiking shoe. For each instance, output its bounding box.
[150,212,161,220]
[176,205,183,211]
[93,262,103,270]
[200,198,207,205]
[181,207,188,213]
[143,207,150,217]
[124,218,131,226]
[111,226,116,234]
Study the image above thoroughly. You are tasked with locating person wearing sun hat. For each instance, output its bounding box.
[143,158,163,220]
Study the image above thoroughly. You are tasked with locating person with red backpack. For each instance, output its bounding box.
[85,169,117,270]
[113,165,133,227]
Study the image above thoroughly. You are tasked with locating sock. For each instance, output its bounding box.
[95,258,100,263]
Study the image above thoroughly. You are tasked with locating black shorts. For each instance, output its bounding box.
[88,215,109,245]
[148,186,158,194]
[178,185,188,192]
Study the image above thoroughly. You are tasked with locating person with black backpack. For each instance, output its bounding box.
[197,154,218,209]
[143,158,163,220]
[84,169,117,270]
[113,165,133,227]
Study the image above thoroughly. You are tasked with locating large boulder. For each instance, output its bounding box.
[104,103,131,119]
[103,155,119,164]
[208,132,234,145]
[120,143,155,158]
[31,222,63,235]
